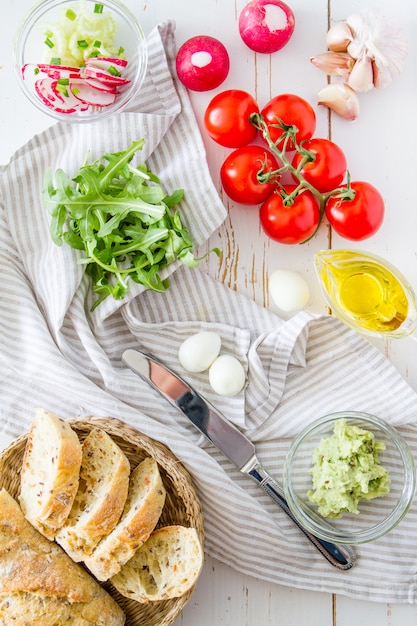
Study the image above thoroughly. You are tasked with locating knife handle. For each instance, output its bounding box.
[247,461,356,570]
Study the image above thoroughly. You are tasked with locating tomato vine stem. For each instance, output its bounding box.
[249,112,356,240]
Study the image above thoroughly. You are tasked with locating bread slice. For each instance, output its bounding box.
[18,408,82,540]
[84,456,167,581]
[55,428,130,562]
[111,525,204,603]
[0,488,125,625]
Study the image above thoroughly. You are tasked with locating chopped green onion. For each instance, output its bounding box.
[56,83,69,97]
[94,3,104,13]
[118,46,125,55]
[58,78,70,85]
[107,65,121,77]
[65,8,77,20]
[34,67,40,75]
[50,57,61,65]
[72,87,80,95]
[89,50,100,58]
[44,38,54,49]
[77,40,89,48]
[93,40,102,48]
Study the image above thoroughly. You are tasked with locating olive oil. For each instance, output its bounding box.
[314,250,417,338]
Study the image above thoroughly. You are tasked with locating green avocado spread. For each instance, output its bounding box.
[308,418,391,518]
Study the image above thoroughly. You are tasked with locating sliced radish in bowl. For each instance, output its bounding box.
[34,77,87,114]
[85,77,119,93]
[34,77,64,108]
[85,56,128,70]
[84,65,131,87]
[71,81,117,106]
[37,64,82,79]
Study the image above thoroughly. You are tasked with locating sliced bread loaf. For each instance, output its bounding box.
[111,525,204,603]
[18,408,82,540]
[84,456,166,581]
[0,488,125,625]
[55,428,130,562]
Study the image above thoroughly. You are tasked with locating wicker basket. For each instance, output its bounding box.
[0,416,205,626]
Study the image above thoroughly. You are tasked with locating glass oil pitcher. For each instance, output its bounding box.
[314,249,417,339]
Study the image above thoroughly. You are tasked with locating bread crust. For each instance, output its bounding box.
[111,525,204,603]
[19,408,82,539]
[84,456,166,581]
[0,488,125,625]
[55,428,130,561]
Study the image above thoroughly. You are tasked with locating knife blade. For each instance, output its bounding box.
[122,348,355,570]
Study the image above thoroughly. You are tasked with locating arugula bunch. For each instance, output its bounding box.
[44,139,214,310]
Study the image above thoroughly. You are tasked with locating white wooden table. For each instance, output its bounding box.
[1,0,417,623]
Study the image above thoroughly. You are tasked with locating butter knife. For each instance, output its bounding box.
[122,348,356,570]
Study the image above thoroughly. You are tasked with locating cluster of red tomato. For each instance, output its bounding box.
[203,90,385,244]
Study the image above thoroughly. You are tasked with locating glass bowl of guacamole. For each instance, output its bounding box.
[283,411,416,544]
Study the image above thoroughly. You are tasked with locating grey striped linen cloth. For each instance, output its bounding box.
[1,20,417,603]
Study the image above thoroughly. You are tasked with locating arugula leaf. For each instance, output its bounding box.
[43,139,216,310]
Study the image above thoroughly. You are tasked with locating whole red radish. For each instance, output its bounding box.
[239,0,295,54]
[176,35,230,91]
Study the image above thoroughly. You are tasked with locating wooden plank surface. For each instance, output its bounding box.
[1,0,416,623]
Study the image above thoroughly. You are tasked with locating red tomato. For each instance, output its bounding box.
[259,185,320,244]
[325,181,384,241]
[291,138,347,193]
[204,89,259,148]
[220,145,280,205]
[260,94,316,150]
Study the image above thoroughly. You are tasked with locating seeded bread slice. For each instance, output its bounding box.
[84,456,166,581]
[55,428,130,562]
[0,488,125,625]
[19,408,83,540]
[111,525,204,603]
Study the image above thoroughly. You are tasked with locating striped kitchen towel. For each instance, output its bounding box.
[1,20,417,604]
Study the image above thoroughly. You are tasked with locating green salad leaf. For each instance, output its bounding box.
[43,139,218,310]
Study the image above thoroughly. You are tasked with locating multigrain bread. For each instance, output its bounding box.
[18,408,82,540]
[111,525,204,603]
[84,456,167,581]
[55,428,130,562]
[0,488,125,625]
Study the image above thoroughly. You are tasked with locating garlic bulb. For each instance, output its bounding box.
[346,10,408,88]
[312,9,407,119]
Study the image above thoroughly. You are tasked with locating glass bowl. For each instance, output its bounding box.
[314,249,417,339]
[283,411,416,544]
[14,0,148,123]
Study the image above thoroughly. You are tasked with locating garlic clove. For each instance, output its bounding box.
[310,52,355,80]
[317,83,360,121]
[370,21,408,88]
[372,61,387,90]
[372,59,399,90]
[347,39,364,62]
[347,54,374,92]
[326,21,353,52]
[345,13,368,60]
